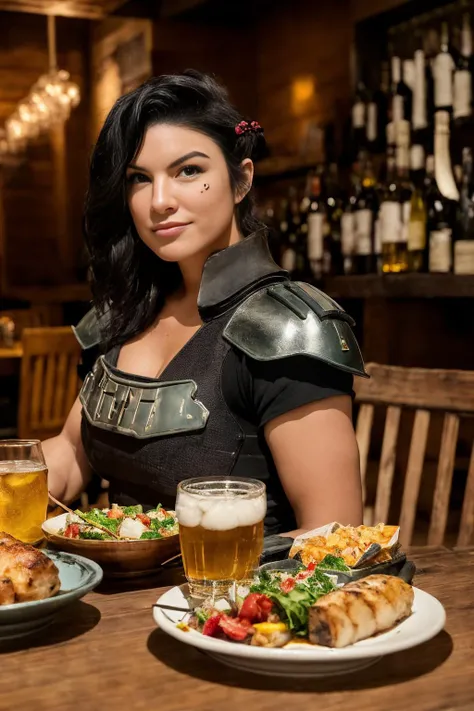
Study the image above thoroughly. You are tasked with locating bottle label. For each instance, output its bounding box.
[413,50,427,130]
[352,101,365,128]
[307,213,324,260]
[341,213,355,256]
[374,218,382,254]
[408,220,426,250]
[433,53,455,107]
[453,70,472,119]
[429,228,452,272]
[392,95,404,124]
[355,209,373,255]
[281,247,296,272]
[411,145,425,171]
[367,103,377,142]
[380,201,402,244]
[454,241,474,274]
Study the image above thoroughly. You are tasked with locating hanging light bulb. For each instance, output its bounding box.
[1,14,80,156]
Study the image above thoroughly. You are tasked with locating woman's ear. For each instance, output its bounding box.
[235,159,254,205]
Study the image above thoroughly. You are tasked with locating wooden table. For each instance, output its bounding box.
[1,547,473,711]
[0,341,22,359]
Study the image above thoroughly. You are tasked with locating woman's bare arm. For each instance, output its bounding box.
[264,395,363,536]
[42,396,92,503]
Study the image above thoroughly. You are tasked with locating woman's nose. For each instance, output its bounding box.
[150,179,178,214]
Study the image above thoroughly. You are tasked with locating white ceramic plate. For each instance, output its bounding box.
[153,585,446,678]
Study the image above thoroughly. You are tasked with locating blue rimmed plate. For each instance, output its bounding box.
[0,550,103,640]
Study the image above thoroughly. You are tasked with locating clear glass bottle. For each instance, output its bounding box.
[407,145,427,272]
[381,120,411,273]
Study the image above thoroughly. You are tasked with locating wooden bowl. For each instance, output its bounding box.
[42,513,180,578]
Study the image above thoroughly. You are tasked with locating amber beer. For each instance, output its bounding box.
[176,478,266,596]
[0,441,48,544]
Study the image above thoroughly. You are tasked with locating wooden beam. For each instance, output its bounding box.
[0,0,130,20]
[159,0,208,17]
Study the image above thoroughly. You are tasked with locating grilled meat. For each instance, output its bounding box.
[0,532,60,604]
[309,574,414,648]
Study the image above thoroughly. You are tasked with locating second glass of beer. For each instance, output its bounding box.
[176,477,266,598]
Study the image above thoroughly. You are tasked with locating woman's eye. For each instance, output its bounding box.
[126,172,149,184]
[178,164,203,178]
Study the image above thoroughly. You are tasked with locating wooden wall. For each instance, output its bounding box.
[152,19,258,118]
[255,0,353,159]
[0,12,90,290]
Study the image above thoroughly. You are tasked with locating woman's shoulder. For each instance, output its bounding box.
[223,281,367,378]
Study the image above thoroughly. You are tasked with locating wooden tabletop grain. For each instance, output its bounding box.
[0,547,473,711]
[0,341,23,359]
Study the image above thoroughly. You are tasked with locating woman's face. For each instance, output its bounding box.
[126,123,252,264]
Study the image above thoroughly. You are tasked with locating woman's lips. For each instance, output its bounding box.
[152,222,191,238]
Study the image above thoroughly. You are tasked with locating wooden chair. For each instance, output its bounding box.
[355,363,474,550]
[18,327,81,441]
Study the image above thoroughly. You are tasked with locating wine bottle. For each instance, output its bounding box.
[434,110,460,201]
[454,146,474,274]
[407,145,427,272]
[354,152,378,274]
[426,155,454,273]
[390,56,412,123]
[306,176,325,281]
[341,210,356,276]
[367,62,389,153]
[324,163,344,276]
[453,14,473,125]
[352,80,368,154]
[380,120,411,273]
[432,22,455,113]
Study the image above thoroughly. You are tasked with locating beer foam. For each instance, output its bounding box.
[176,492,266,530]
[0,460,46,474]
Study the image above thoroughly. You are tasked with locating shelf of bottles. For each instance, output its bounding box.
[258,1,474,288]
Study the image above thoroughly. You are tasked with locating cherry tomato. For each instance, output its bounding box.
[280,577,296,593]
[218,615,252,641]
[239,593,273,623]
[202,614,223,637]
[136,514,151,527]
[64,523,80,539]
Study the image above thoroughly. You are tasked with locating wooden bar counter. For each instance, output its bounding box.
[0,547,472,711]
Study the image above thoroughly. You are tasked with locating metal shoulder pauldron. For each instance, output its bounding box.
[80,356,209,439]
[223,281,368,378]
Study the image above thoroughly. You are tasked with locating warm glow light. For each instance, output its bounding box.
[291,76,315,115]
[1,19,80,156]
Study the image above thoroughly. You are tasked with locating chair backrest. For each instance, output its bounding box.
[355,363,474,549]
[18,327,81,441]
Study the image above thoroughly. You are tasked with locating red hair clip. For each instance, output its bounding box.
[235,120,263,135]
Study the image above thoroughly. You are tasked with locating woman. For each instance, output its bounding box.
[43,70,365,541]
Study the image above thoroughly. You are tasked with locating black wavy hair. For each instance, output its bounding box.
[83,69,267,349]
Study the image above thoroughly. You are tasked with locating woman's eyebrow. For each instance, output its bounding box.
[127,151,210,173]
[168,151,210,169]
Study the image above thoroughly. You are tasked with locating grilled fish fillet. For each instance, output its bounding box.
[0,532,60,604]
[309,574,414,648]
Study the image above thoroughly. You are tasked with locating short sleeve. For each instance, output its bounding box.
[222,348,354,428]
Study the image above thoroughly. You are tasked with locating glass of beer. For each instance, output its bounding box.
[0,440,48,544]
[176,477,266,598]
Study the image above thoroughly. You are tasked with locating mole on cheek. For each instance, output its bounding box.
[200,183,210,193]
